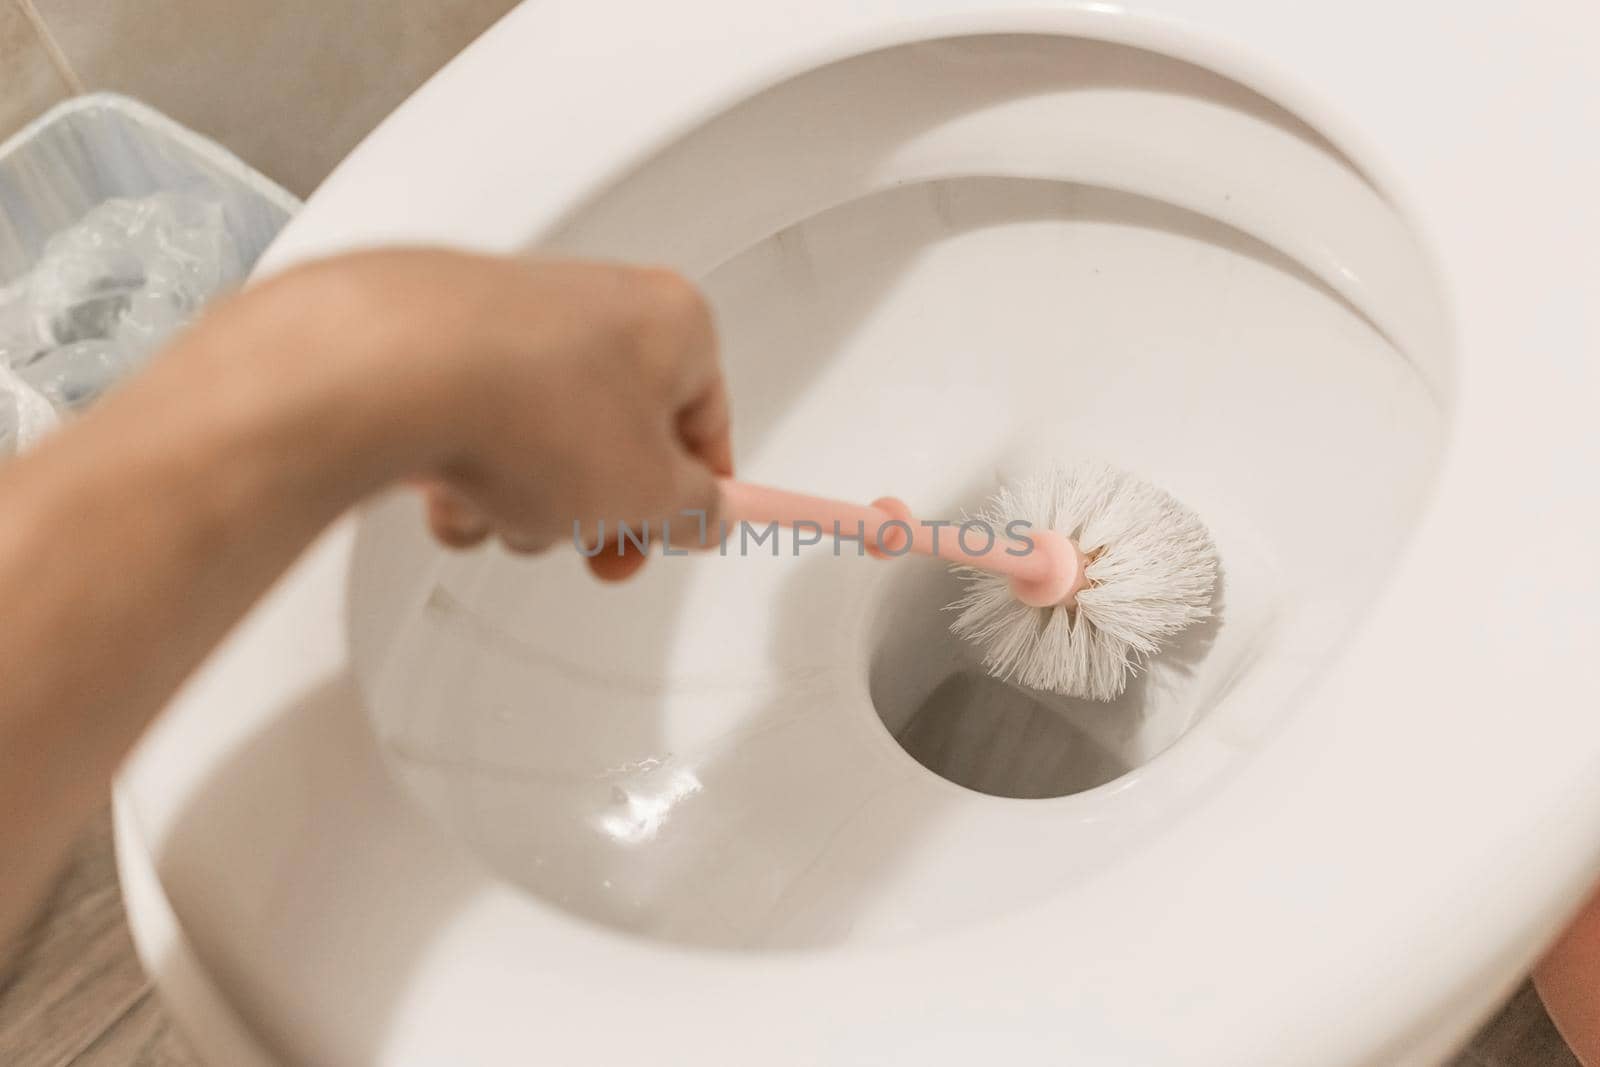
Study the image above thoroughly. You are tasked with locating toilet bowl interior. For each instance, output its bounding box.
[347,35,1449,949]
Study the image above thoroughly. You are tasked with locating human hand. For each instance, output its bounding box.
[243,249,733,581]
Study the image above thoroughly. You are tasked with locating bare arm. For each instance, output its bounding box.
[1538,889,1600,1066]
[0,250,730,947]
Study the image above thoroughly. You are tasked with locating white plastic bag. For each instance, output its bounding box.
[0,359,59,457]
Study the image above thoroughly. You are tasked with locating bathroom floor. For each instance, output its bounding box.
[0,810,1579,1067]
[0,813,196,1066]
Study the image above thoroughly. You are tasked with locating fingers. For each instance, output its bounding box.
[580,453,720,581]
[421,482,557,556]
[422,483,492,549]
[669,455,723,547]
[586,546,649,583]
[497,528,560,555]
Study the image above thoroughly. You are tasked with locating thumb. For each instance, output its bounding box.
[583,456,723,584]
[666,455,724,552]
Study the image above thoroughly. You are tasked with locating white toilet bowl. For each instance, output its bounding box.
[114,2,1600,1064]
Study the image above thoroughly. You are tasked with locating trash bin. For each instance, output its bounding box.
[0,93,299,454]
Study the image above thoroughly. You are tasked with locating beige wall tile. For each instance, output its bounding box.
[1,2,72,142]
[31,0,522,196]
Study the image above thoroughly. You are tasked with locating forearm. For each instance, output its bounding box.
[1538,887,1600,1066]
[0,271,409,946]
[0,249,724,953]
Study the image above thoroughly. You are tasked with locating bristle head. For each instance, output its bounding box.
[948,461,1217,702]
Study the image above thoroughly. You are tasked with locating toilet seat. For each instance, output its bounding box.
[115,2,1600,1064]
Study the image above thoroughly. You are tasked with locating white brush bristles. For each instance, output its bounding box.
[949,461,1217,702]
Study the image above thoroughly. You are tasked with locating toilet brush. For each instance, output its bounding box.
[718,462,1216,702]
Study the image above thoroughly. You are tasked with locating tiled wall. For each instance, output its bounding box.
[1,0,521,196]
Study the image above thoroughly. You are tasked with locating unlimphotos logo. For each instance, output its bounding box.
[574,510,1038,558]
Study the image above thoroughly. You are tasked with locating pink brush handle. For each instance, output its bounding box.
[717,478,1088,608]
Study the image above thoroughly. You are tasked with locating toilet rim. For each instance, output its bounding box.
[120,0,1600,1063]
